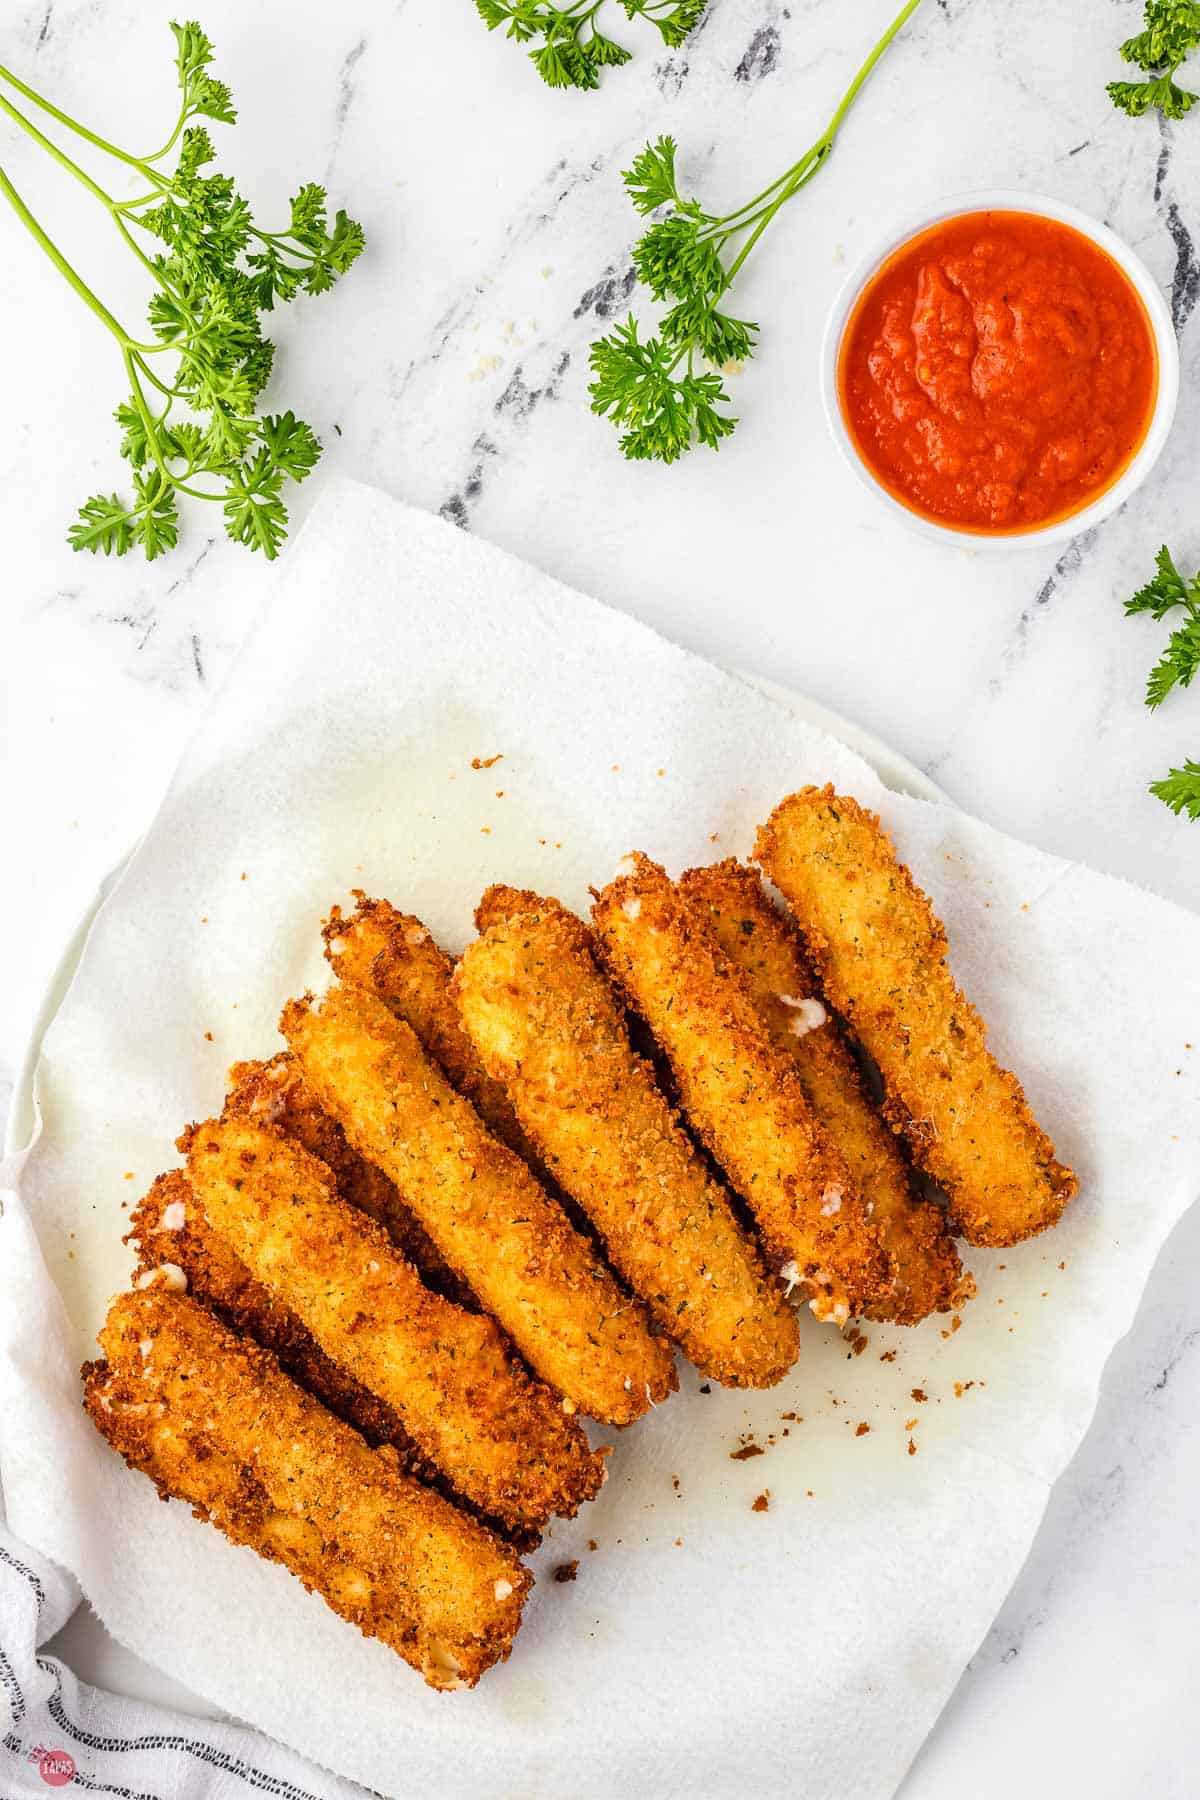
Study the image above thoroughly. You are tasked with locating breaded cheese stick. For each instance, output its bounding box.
[223,1053,472,1308]
[678,860,971,1325]
[455,887,799,1387]
[127,1170,432,1481]
[282,983,676,1424]
[323,894,534,1158]
[83,1289,529,1690]
[592,854,888,1325]
[755,786,1078,1246]
[185,1115,605,1536]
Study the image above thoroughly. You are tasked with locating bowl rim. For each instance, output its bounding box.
[819,187,1181,550]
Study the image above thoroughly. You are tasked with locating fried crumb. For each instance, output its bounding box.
[751,1491,770,1513]
[495,790,505,798]
[911,1388,927,1403]
[903,1417,918,1431]
[879,1349,897,1363]
[587,1539,598,1552]
[240,872,247,881]
[806,1489,814,1497]
[779,1410,797,1420]
[471,755,503,770]
[709,833,719,843]
[730,1443,765,1461]
[203,1031,213,1043]
[656,768,665,777]
[908,1438,917,1456]
[480,827,492,835]
[671,1475,681,1493]
[553,1561,579,1583]
[699,1384,712,1395]
[674,1537,682,1547]
[855,1421,870,1437]
[123,1171,134,1181]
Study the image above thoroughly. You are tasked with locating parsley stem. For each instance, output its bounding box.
[124,350,223,503]
[710,0,921,236]
[0,60,171,189]
[0,159,132,344]
[0,87,187,312]
[0,86,119,211]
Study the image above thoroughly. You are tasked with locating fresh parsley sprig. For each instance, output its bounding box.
[588,0,921,463]
[1124,546,1200,819]
[0,21,364,560]
[1108,1,1200,120]
[474,0,705,92]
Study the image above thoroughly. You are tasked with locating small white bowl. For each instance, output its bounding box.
[819,189,1179,549]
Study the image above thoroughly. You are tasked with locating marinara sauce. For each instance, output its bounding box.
[838,210,1158,533]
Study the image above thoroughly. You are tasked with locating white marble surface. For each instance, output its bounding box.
[1,0,1197,1794]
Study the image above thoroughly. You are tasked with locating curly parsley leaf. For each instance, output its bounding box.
[1147,613,1200,708]
[624,137,683,215]
[621,0,707,50]
[1125,545,1199,618]
[588,0,921,462]
[68,493,138,557]
[1120,0,1200,69]
[1108,71,1198,117]
[588,314,737,461]
[1149,760,1200,818]
[1124,545,1200,816]
[0,19,363,560]
[474,0,702,91]
[1108,2,1200,118]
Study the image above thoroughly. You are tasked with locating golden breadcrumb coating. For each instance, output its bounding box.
[127,1170,433,1482]
[182,1115,605,1536]
[591,853,888,1326]
[754,787,1078,1246]
[455,887,799,1387]
[678,861,972,1325]
[83,1289,530,1690]
[224,1052,471,1307]
[322,893,534,1159]
[282,983,676,1424]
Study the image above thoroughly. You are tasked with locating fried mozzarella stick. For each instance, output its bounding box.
[323,893,534,1159]
[678,860,970,1325]
[454,887,799,1387]
[84,1289,529,1690]
[282,983,676,1424]
[592,854,888,1325]
[185,1115,605,1536]
[755,787,1078,1246]
[223,1052,472,1308]
[127,1170,432,1482]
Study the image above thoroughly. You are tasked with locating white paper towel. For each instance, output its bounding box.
[1,478,1198,1800]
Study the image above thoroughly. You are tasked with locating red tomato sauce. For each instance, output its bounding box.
[837,210,1158,533]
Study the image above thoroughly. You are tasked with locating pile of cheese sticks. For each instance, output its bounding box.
[84,786,1076,1690]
